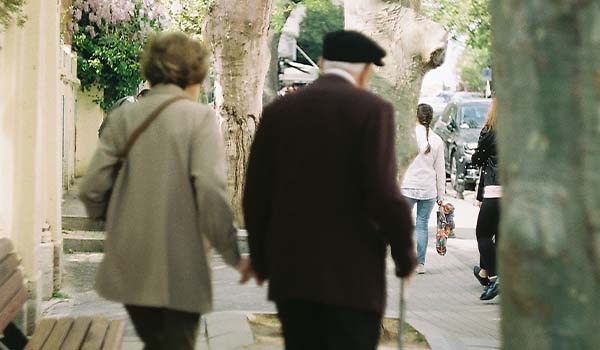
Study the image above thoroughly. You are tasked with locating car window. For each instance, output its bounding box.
[441,105,456,123]
[459,103,490,129]
[449,106,457,122]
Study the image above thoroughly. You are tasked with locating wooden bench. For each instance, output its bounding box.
[0,238,124,350]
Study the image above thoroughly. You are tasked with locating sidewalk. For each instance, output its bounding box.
[52,186,499,349]
[392,188,500,350]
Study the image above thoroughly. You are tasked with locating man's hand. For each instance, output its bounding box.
[395,251,418,279]
[235,256,254,284]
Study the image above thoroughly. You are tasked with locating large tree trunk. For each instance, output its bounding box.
[204,0,274,226]
[493,1,600,349]
[344,0,447,171]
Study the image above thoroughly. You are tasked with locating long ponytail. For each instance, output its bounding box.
[417,103,434,154]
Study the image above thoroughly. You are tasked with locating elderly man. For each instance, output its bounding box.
[243,30,417,350]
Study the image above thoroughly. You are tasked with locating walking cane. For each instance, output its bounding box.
[398,278,406,350]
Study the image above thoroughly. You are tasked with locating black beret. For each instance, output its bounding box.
[322,30,386,67]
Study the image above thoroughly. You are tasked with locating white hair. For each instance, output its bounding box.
[322,60,367,75]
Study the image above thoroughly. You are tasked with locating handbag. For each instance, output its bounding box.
[100,95,189,219]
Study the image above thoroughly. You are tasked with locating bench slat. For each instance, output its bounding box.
[24,318,57,350]
[0,254,19,287]
[0,286,27,333]
[101,320,125,350]
[0,238,14,262]
[61,316,93,350]
[41,318,74,350]
[0,270,25,314]
[81,317,110,350]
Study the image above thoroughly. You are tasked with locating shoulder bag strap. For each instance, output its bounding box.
[121,95,189,158]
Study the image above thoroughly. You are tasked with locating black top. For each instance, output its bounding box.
[472,128,499,201]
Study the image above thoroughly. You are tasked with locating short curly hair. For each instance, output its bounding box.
[141,32,209,88]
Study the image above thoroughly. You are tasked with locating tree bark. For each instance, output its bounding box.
[263,30,283,104]
[204,0,274,226]
[263,0,294,104]
[492,1,600,348]
[344,0,447,171]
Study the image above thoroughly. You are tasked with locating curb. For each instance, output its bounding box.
[62,230,249,254]
[63,231,105,252]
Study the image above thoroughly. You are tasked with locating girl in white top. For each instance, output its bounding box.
[401,103,446,274]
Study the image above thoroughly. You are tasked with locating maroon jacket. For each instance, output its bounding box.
[243,74,416,315]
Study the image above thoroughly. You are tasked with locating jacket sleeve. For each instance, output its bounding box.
[362,103,417,278]
[243,109,273,280]
[472,130,495,167]
[78,117,122,219]
[434,140,446,202]
[191,109,240,267]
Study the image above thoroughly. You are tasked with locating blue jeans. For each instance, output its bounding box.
[405,197,436,265]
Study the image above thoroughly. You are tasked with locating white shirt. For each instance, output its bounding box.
[401,124,446,201]
[322,68,357,85]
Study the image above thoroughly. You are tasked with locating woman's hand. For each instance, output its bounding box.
[235,256,255,284]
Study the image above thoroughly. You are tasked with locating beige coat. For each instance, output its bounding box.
[79,84,240,314]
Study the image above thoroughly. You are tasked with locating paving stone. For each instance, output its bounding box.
[205,312,254,349]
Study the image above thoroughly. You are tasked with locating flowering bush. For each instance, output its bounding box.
[68,0,169,111]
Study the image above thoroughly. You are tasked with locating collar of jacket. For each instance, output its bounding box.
[146,83,187,97]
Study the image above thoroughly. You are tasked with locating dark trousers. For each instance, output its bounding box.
[125,305,200,350]
[276,300,382,350]
[476,198,500,276]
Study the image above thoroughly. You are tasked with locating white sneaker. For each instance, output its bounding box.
[417,264,426,274]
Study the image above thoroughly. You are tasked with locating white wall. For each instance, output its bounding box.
[0,0,64,331]
[61,46,80,190]
[75,88,104,177]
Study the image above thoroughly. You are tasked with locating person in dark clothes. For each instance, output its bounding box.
[243,30,417,350]
[471,98,501,301]
[97,88,151,137]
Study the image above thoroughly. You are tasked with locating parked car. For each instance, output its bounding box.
[433,98,492,197]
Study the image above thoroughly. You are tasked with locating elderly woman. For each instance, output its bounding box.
[79,32,249,350]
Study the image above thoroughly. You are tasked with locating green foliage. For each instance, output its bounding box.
[166,0,212,36]
[457,47,490,91]
[270,0,302,34]
[424,0,491,90]
[52,291,71,299]
[70,1,166,111]
[0,0,26,32]
[73,29,145,111]
[296,0,343,65]
[425,0,490,50]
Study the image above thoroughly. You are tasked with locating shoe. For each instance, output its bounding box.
[473,266,490,286]
[480,277,499,300]
[417,264,426,274]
